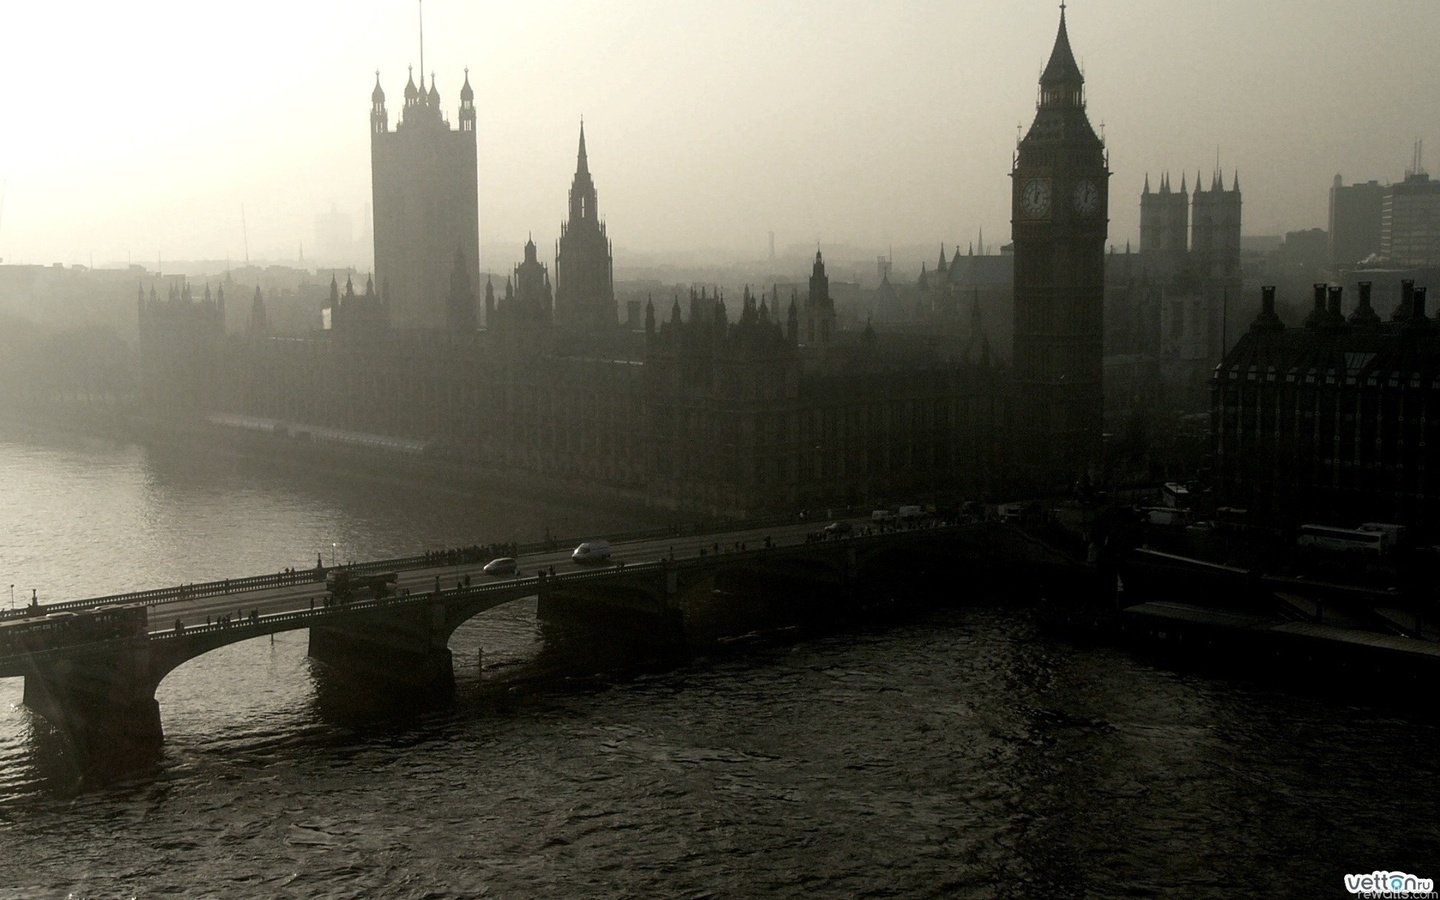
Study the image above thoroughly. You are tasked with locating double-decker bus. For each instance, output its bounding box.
[0,604,149,658]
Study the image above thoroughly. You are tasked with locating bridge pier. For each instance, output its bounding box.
[537,569,687,652]
[21,655,164,768]
[308,602,456,693]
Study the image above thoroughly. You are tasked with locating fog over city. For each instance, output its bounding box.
[2,0,1436,270]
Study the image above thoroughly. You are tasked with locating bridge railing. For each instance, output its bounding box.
[0,569,327,621]
[4,524,973,665]
[0,504,889,621]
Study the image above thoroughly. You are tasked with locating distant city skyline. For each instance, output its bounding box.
[1,0,1437,268]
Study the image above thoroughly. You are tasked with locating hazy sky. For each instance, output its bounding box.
[1,0,1437,269]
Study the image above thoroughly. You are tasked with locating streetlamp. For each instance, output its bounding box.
[8,584,12,610]
[331,543,338,567]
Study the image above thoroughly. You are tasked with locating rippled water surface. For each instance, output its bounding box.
[1,425,1437,898]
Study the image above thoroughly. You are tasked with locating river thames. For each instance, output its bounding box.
[0,425,1436,898]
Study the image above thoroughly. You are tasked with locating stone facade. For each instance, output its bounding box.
[1213,280,1439,527]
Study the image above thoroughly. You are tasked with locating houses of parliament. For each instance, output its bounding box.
[138,11,1105,515]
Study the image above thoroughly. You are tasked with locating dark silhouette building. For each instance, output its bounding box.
[137,281,225,414]
[802,250,836,346]
[136,19,1108,515]
[1382,171,1440,267]
[1213,280,1438,527]
[1329,175,1385,269]
[370,67,479,330]
[1009,7,1109,485]
[322,273,388,334]
[553,123,616,331]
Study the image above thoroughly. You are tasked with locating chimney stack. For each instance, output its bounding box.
[1251,285,1284,333]
[1348,280,1381,329]
[1305,283,1329,329]
[1394,279,1416,321]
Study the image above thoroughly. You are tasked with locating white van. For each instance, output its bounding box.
[572,540,613,564]
[897,505,923,521]
[871,509,897,523]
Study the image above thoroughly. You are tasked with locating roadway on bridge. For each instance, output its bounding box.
[146,516,889,632]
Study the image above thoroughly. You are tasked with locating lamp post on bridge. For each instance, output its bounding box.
[332,542,338,568]
[8,584,12,610]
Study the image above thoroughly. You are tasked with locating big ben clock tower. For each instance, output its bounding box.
[1010,5,1108,486]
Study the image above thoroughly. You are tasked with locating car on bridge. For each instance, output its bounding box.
[823,521,853,536]
[482,557,519,576]
[572,540,613,564]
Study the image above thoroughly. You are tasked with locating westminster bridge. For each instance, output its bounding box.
[0,517,1086,767]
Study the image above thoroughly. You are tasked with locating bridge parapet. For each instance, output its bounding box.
[1,520,992,769]
[1,506,892,621]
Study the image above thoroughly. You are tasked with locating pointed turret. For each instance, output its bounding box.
[458,67,475,133]
[1038,5,1084,109]
[555,119,614,329]
[1143,172,1150,195]
[249,286,267,335]
[1040,6,1083,88]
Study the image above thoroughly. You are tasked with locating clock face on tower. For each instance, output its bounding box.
[1073,179,1100,216]
[1020,178,1052,217]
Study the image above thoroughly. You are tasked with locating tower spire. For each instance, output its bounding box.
[418,0,425,95]
[577,118,589,175]
[1039,2,1083,103]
